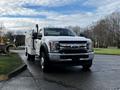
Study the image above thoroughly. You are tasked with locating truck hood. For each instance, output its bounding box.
[44,36,91,42]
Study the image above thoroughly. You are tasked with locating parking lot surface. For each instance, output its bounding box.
[0,50,120,90]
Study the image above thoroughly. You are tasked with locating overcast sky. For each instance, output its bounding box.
[0,0,120,31]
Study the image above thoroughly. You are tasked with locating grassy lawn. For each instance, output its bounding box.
[0,54,23,75]
[94,48,120,55]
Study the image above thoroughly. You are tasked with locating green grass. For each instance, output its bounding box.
[94,48,120,55]
[0,54,23,74]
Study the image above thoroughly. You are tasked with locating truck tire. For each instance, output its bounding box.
[25,48,28,56]
[40,52,50,72]
[25,52,27,56]
[27,54,35,62]
[82,60,92,70]
[27,54,30,61]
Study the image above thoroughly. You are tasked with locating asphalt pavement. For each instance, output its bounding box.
[0,50,120,90]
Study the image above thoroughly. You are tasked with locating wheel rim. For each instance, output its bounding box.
[41,57,44,69]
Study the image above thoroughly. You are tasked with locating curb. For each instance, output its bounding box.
[8,64,27,79]
[8,53,27,79]
[0,64,27,81]
[0,53,27,81]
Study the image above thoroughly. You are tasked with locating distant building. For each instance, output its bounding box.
[14,35,25,46]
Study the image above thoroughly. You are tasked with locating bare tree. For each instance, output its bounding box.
[107,12,120,48]
[82,12,120,48]
[6,31,14,43]
[67,26,81,35]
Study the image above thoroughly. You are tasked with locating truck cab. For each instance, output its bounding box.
[25,25,94,72]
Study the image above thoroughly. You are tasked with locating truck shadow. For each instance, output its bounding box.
[24,55,95,90]
[34,59,92,74]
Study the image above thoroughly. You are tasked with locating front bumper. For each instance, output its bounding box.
[48,52,94,61]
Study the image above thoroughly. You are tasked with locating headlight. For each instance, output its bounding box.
[49,41,60,52]
[87,41,93,52]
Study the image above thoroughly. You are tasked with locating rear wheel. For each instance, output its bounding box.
[25,52,27,56]
[40,52,50,72]
[27,54,35,62]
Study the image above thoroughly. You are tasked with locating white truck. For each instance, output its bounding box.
[25,25,94,72]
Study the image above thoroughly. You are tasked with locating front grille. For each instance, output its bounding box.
[60,55,89,59]
[60,49,88,54]
[59,41,88,54]
[59,41,87,44]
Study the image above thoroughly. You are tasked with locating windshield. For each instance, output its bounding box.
[44,28,76,36]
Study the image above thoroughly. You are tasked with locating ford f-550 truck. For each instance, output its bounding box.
[25,25,94,72]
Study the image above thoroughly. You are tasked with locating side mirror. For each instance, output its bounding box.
[37,33,42,39]
[32,33,37,39]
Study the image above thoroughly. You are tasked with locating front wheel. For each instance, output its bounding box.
[40,52,50,72]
